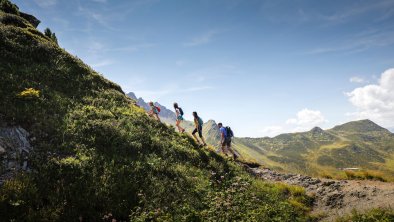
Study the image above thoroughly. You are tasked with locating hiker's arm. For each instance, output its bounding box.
[220,132,224,143]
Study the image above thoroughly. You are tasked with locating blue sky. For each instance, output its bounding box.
[14,0,394,137]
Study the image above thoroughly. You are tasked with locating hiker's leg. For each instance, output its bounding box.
[192,128,200,143]
[179,120,185,132]
[200,136,207,146]
[198,126,206,145]
[176,120,183,132]
[221,142,228,155]
[176,120,180,131]
[156,114,161,122]
[227,140,237,159]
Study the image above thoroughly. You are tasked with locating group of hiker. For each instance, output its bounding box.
[147,101,237,159]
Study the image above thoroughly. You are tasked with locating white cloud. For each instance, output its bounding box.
[286,108,328,129]
[259,109,328,137]
[260,126,283,137]
[34,0,57,7]
[183,30,222,47]
[349,76,365,83]
[346,68,394,128]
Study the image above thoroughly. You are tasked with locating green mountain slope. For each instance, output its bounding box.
[235,120,394,180]
[0,1,312,221]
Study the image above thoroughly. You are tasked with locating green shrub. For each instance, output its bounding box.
[0,0,19,15]
[336,208,394,222]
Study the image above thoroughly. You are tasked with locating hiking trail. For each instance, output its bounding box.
[242,164,394,221]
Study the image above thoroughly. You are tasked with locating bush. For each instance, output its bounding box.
[344,170,387,182]
[0,0,19,15]
[336,208,394,222]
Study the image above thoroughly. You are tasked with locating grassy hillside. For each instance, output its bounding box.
[235,120,394,181]
[0,1,313,221]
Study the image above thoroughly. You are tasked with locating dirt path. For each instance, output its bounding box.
[243,165,394,221]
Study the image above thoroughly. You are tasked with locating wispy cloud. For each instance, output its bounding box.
[321,0,394,23]
[83,40,155,55]
[34,0,57,8]
[349,76,366,84]
[76,0,160,31]
[90,59,115,68]
[134,86,213,101]
[109,43,156,52]
[183,30,223,47]
[306,29,394,55]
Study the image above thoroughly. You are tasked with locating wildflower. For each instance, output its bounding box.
[17,88,40,98]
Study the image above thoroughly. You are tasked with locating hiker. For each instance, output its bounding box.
[192,111,207,146]
[148,101,161,122]
[218,123,236,159]
[173,102,185,133]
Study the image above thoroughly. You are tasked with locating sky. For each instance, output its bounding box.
[14,0,394,137]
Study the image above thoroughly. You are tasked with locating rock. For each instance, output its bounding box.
[0,145,5,154]
[0,126,32,184]
[324,192,344,208]
[19,12,40,28]
[322,181,335,186]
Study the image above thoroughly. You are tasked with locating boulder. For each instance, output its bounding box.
[20,12,40,28]
[0,126,32,183]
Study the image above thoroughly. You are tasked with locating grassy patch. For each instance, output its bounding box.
[336,208,394,222]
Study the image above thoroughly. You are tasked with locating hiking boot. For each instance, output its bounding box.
[233,154,238,160]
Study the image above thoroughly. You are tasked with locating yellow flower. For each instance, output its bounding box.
[17,88,40,98]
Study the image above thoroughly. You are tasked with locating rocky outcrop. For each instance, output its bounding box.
[0,126,32,184]
[20,12,40,28]
[244,165,394,221]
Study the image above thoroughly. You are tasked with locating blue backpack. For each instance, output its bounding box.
[226,126,234,138]
[198,117,203,126]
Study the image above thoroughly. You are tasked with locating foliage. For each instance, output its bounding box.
[0,0,19,15]
[0,4,314,221]
[44,27,58,45]
[336,208,394,222]
[344,170,386,182]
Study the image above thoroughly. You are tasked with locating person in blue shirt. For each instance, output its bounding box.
[218,122,236,159]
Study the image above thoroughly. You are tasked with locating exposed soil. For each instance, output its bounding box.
[243,165,394,221]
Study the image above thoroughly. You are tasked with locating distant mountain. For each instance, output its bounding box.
[126,92,394,180]
[234,120,394,180]
[331,119,390,133]
[126,92,221,145]
[127,92,176,123]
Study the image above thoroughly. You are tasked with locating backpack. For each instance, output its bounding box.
[198,117,203,126]
[155,106,161,113]
[226,126,234,138]
[178,107,184,116]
